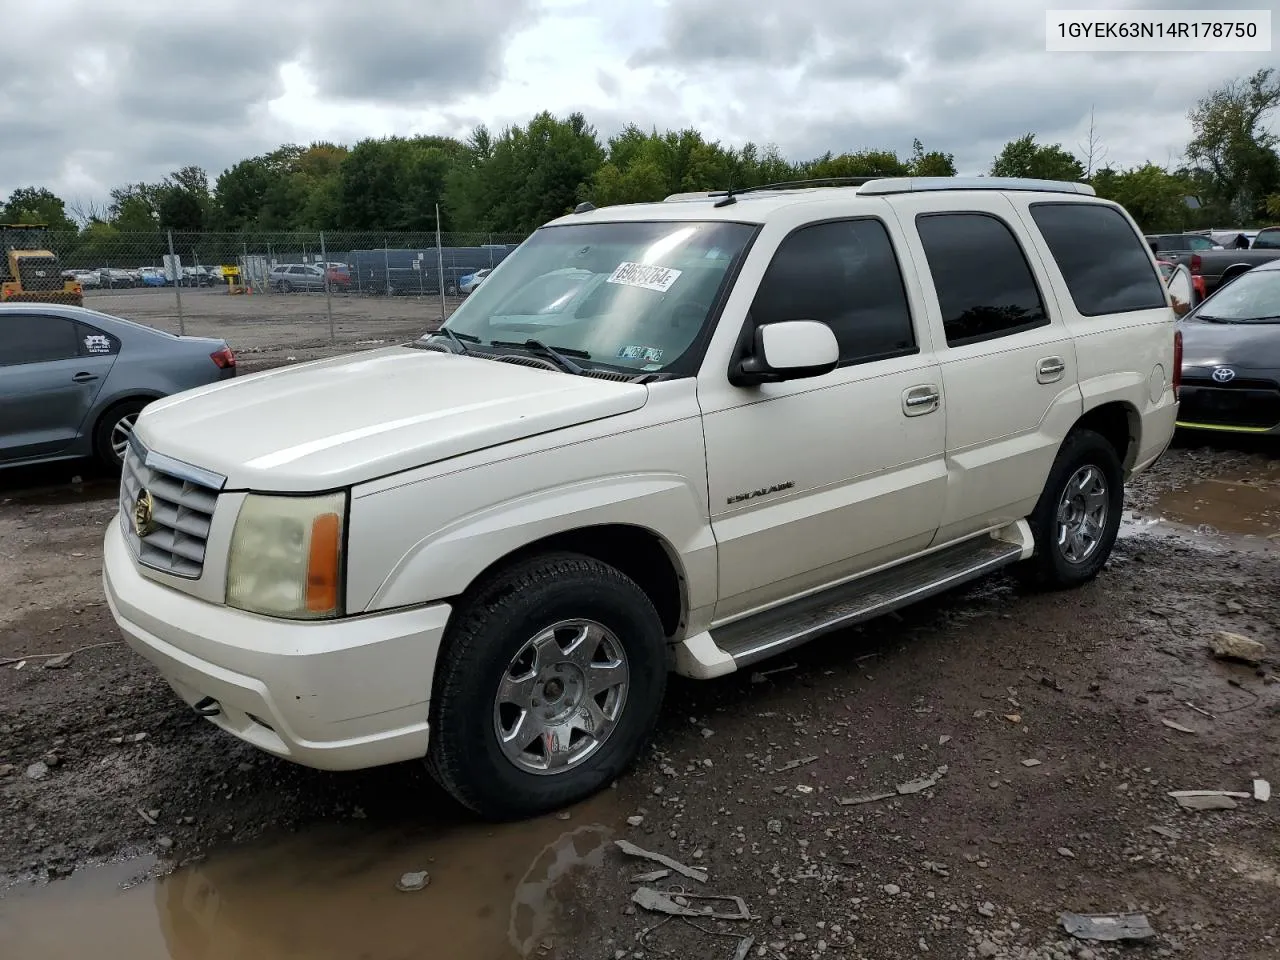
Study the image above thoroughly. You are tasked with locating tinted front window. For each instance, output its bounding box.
[432,220,756,374]
[1030,202,1167,315]
[750,218,916,364]
[0,314,80,366]
[915,213,1049,347]
[1254,229,1280,250]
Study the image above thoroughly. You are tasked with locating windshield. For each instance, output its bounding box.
[1190,268,1280,322]
[424,220,756,373]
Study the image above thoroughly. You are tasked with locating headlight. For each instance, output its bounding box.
[226,492,346,620]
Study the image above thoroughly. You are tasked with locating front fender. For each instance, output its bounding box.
[352,472,716,615]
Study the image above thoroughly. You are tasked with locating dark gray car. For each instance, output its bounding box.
[0,304,236,471]
[1176,259,1280,436]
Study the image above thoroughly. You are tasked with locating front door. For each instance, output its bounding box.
[698,215,948,622]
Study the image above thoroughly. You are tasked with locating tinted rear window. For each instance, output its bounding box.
[1030,203,1166,316]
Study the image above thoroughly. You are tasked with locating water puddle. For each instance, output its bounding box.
[1125,475,1279,551]
[0,475,117,507]
[0,792,622,960]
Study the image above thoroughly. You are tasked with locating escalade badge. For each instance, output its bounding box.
[133,489,156,537]
[1212,367,1236,383]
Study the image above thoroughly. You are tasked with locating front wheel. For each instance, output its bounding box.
[1016,428,1124,589]
[427,552,667,819]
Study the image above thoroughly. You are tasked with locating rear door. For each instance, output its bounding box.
[886,194,1082,545]
[0,313,118,462]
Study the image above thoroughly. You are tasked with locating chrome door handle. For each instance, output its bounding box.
[1037,357,1066,383]
[903,385,940,416]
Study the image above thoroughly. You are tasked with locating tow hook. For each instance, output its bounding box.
[192,696,221,717]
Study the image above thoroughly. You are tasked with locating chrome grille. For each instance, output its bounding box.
[119,440,224,579]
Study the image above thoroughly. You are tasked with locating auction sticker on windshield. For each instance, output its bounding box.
[607,261,682,293]
[617,344,664,363]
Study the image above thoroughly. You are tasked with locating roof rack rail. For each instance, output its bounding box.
[857,177,1096,197]
[662,191,719,202]
[711,176,885,196]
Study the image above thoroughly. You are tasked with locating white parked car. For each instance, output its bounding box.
[459,268,491,294]
[103,177,1180,819]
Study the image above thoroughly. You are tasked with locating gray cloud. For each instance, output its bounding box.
[298,0,539,103]
[596,69,621,99]
[629,5,817,68]
[0,0,537,203]
[0,0,1275,211]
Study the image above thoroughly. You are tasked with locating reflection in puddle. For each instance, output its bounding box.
[1126,475,1280,549]
[0,794,620,960]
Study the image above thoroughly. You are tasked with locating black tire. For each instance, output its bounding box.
[427,552,668,819]
[278,279,292,294]
[93,398,150,471]
[1016,428,1124,590]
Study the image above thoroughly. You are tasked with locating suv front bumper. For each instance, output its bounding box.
[102,521,449,771]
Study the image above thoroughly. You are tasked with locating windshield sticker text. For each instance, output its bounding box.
[617,344,664,363]
[607,261,682,293]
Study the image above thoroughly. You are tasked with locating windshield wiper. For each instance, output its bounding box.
[429,326,481,353]
[489,338,589,374]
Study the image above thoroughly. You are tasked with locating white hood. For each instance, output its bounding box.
[134,346,648,491]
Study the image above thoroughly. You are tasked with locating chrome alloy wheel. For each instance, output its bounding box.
[1055,465,1109,564]
[492,619,630,775]
[110,412,139,463]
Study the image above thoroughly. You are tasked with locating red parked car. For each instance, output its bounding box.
[1158,259,1205,303]
[325,265,352,291]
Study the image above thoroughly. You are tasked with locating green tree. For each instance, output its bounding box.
[335,135,463,230]
[907,139,957,177]
[990,134,1086,181]
[447,112,603,232]
[800,149,909,180]
[108,182,163,230]
[1091,164,1192,232]
[1,186,77,232]
[1186,68,1280,222]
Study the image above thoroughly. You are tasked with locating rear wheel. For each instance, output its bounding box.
[427,552,667,819]
[1016,428,1124,590]
[277,279,292,293]
[93,399,150,470]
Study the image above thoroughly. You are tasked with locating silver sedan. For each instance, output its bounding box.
[0,303,236,471]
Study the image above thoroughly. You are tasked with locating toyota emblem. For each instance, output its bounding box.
[1211,367,1236,383]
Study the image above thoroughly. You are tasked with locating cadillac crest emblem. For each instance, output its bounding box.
[133,489,156,537]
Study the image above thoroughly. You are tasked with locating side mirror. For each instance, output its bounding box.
[731,320,839,387]
[1165,262,1193,316]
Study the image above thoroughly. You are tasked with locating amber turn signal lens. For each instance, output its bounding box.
[305,512,342,613]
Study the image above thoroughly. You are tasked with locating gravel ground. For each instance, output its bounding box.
[1,342,1277,959]
[82,287,447,369]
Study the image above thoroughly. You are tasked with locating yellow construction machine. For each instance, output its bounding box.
[0,224,83,306]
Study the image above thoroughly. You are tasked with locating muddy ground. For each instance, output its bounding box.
[1,341,1278,959]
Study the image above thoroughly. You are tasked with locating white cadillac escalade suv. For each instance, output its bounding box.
[104,177,1181,819]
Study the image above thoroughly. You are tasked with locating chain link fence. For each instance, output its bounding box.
[28,229,529,358]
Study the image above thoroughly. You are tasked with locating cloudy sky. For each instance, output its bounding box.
[2,0,1275,210]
